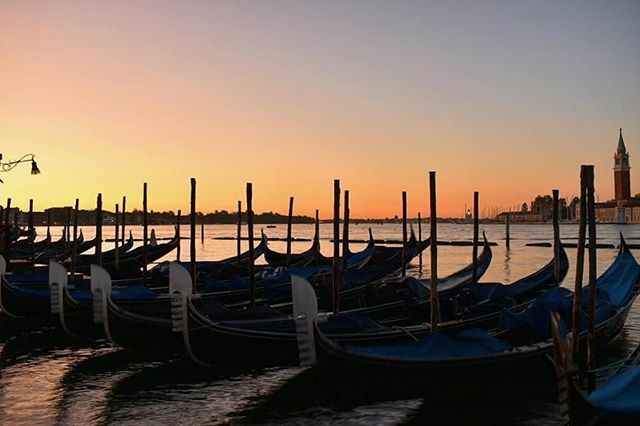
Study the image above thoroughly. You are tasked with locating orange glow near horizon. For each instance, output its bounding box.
[1,2,638,218]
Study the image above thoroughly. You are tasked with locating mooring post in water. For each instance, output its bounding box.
[315,209,320,244]
[246,182,256,307]
[472,191,479,284]
[190,178,197,288]
[572,166,588,361]
[46,208,51,248]
[552,189,561,284]
[176,209,181,262]
[585,165,597,393]
[28,199,34,260]
[286,196,294,267]
[142,182,148,283]
[114,203,120,270]
[418,211,423,269]
[236,200,242,258]
[3,198,10,263]
[505,213,510,249]
[401,191,408,278]
[342,190,350,271]
[96,193,103,266]
[121,196,126,243]
[65,207,71,253]
[201,222,204,244]
[429,171,439,332]
[332,179,341,316]
[71,199,79,276]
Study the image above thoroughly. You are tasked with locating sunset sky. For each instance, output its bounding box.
[1,1,639,218]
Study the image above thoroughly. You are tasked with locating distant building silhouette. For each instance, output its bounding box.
[588,129,640,223]
[614,128,631,200]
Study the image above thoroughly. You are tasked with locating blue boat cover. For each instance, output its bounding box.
[343,328,513,361]
[70,285,159,301]
[585,251,639,308]
[500,286,621,340]
[588,366,640,414]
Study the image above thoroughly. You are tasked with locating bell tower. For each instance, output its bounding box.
[614,128,631,201]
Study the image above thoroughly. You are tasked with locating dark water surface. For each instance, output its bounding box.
[1,223,639,425]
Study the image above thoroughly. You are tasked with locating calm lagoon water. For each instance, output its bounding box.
[1,223,639,425]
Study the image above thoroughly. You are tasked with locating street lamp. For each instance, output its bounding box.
[0,153,41,183]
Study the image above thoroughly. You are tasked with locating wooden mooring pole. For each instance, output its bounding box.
[585,165,597,393]
[247,182,256,307]
[472,191,479,283]
[3,198,10,263]
[114,203,120,270]
[429,171,439,332]
[571,167,588,361]
[401,191,408,277]
[190,178,197,286]
[71,199,79,275]
[121,196,126,243]
[28,199,34,260]
[552,189,561,284]
[96,194,102,266]
[418,211,423,270]
[143,183,148,283]
[176,209,181,262]
[286,196,294,267]
[237,201,242,258]
[505,213,510,249]
[342,190,350,271]
[332,179,341,316]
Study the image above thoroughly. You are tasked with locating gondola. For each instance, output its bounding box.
[171,238,494,367]
[9,233,49,259]
[96,228,180,278]
[87,233,428,353]
[263,227,321,267]
[30,231,91,263]
[66,232,135,269]
[308,237,640,380]
[551,312,640,424]
[0,229,177,319]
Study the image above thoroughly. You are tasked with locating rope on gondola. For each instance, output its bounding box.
[392,326,419,341]
[586,359,627,374]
